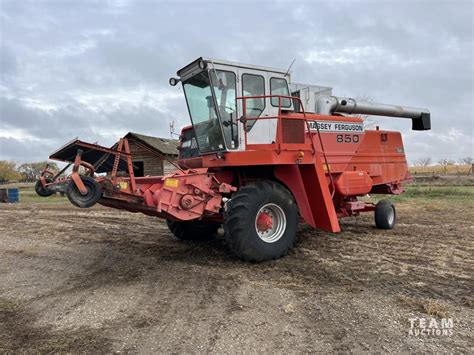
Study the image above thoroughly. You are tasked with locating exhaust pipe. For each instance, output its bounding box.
[316,96,431,131]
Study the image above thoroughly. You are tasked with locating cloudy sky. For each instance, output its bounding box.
[1,0,473,164]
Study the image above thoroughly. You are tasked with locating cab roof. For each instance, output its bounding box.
[177,57,290,79]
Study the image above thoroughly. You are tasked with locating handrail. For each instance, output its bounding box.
[236,94,335,196]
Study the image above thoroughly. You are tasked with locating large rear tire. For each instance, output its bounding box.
[166,220,220,241]
[66,176,102,208]
[224,181,298,262]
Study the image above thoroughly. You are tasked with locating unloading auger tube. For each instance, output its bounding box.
[316,96,431,131]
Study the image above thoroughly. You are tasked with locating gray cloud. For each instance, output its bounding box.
[0,0,472,164]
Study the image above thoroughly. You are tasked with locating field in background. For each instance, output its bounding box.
[409,164,472,176]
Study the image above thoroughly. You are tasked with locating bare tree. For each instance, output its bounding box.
[414,157,431,167]
[459,157,473,165]
[18,161,59,181]
[438,158,455,174]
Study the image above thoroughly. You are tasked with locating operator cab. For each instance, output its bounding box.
[170,57,293,154]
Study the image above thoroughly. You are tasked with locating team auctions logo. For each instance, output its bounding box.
[408,318,454,337]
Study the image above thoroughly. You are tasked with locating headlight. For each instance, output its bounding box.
[198,60,207,69]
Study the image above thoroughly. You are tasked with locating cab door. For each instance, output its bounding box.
[236,68,271,145]
[236,70,293,146]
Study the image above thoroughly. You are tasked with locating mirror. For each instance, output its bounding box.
[217,71,228,90]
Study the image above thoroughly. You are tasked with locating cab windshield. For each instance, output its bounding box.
[182,70,237,153]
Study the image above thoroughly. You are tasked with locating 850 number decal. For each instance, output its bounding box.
[336,134,360,143]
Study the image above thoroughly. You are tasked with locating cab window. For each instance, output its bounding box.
[270,77,291,108]
[242,73,265,118]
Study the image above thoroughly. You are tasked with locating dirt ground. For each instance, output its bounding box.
[0,191,473,353]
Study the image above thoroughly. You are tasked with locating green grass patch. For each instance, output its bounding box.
[363,185,474,205]
[0,299,18,311]
[395,185,474,201]
[389,185,474,207]
[19,190,66,204]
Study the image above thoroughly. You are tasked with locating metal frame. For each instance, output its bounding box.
[237,94,336,196]
[42,139,137,196]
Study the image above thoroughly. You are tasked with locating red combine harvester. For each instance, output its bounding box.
[37,58,430,261]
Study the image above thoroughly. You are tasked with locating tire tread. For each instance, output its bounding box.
[375,199,396,229]
[224,180,298,262]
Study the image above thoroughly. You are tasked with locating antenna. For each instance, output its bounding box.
[169,121,175,138]
[284,58,296,77]
[169,121,180,138]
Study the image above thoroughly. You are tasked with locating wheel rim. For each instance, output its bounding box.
[387,207,395,225]
[255,203,286,243]
[72,182,94,201]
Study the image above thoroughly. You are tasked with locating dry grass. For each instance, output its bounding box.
[409,164,472,176]
[398,295,450,318]
[460,296,473,307]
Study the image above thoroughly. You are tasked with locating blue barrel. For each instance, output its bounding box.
[7,188,19,203]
